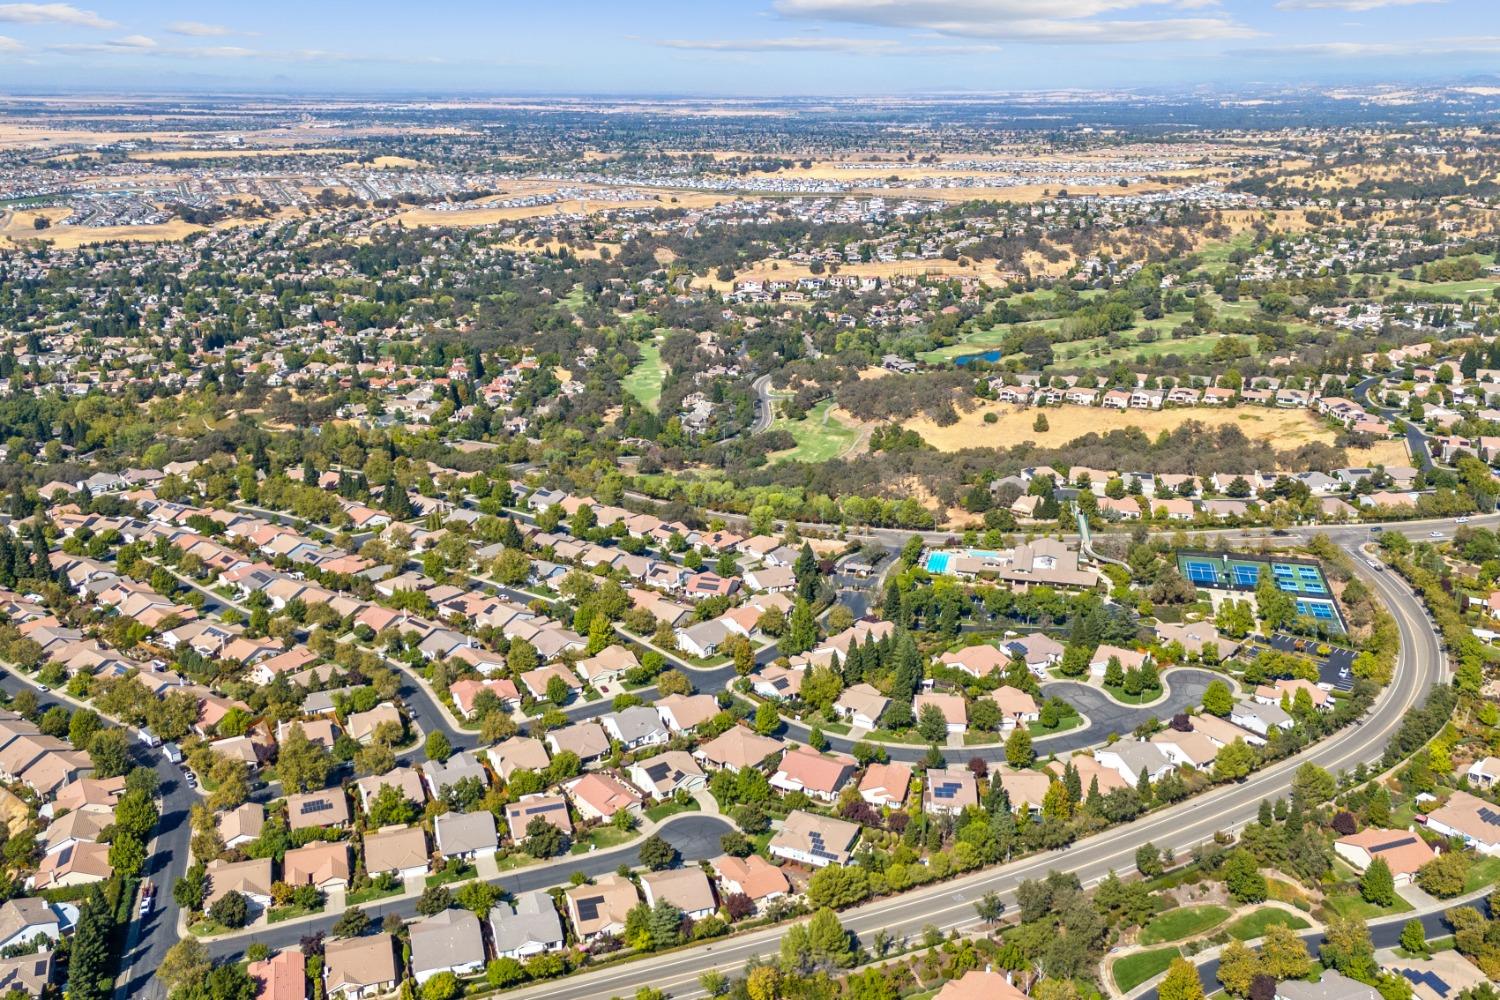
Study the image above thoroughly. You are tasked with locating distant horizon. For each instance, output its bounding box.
[1,1,1498,96]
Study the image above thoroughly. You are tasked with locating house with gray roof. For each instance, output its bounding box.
[434,810,499,861]
[1093,740,1175,788]
[408,908,486,985]
[489,890,566,959]
[422,751,488,800]
[600,706,669,750]
[1276,971,1381,1000]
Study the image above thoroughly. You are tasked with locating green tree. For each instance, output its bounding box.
[416,885,452,916]
[806,908,855,969]
[1213,739,1256,782]
[1202,680,1233,717]
[159,939,211,995]
[332,907,370,938]
[1359,856,1396,907]
[208,890,249,929]
[487,958,527,988]
[88,727,131,778]
[422,972,461,1000]
[424,729,452,763]
[639,833,678,870]
[1223,848,1267,903]
[524,816,567,857]
[917,704,949,744]
[1321,913,1378,983]
[1006,726,1034,768]
[1159,958,1207,1000]
[1416,851,1469,898]
[276,723,332,794]
[1399,919,1427,956]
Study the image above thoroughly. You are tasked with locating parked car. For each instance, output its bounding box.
[139,881,154,915]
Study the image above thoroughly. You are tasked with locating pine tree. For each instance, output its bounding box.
[68,885,114,1000]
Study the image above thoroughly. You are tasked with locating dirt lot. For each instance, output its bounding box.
[904,403,1408,469]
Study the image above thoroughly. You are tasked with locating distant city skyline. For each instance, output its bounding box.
[0,1,1497,94]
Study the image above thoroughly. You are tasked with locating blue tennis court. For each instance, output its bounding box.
[1184,559,1219,585]
[1296,599,1337,621]
[1232,564,1260,586]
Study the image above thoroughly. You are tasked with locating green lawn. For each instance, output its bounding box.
[1322,892,1413,921]
[1463,855,1500,893]
[268,902,324,924]
[1226,908,1311,941]
[425,863,477,888]
[1140,905,1231,945]
[1113,946,1181,992]
[645,799,700,823]
[571,826,638,854]
[770,399,861,464]
[624,338,666,412]
[1103,683,1160,706]
[345,883,403,906]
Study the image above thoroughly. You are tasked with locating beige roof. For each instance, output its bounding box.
[640,867,716,914]
[345,702,402,742]
[283,842,351,888]
[1426,790,1500,847]
[989,685,1038,717]
[937,970,1029,1000]
[694,725,784,770]
[217,802,265,844]
[323,934,398,993]
[565,873,638,937]
[655,693,719,731]
[286,789,350,831]
[362,825,429,875]
[505,793,572,842]
[206,857,274,906]
[1335,828,1436,877]
[769,809,859,864]
[711,853,790,901]
[994,765,1050,809]
[355,767,426,808]
[486,736,551,779]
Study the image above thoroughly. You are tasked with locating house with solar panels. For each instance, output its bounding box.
[564,873,639,942]
[922,765,979,816]
[286,789,350,832]
[769,810,859,869]
[1422,790,1500,855]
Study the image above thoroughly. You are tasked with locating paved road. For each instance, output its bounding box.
[1143,891,1494,1000]
[475,535,1449,1000]
[0,672,194,1000]
[1352,372,1433,470]
[749,374,774,434]
[204,813,732,959]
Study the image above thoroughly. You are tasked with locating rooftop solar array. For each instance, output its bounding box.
[301,798,333,814]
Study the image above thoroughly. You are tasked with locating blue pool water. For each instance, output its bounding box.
[926,552,952,574]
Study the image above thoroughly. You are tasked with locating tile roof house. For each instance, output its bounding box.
[0,898,59,953]
[354,767,426,812]
[833,683,889,730]
[205,857,274,911]
[770,747,856,802]
[323,934,399,1000]
[913,692,967,734]
[936,970,1029,1000]
[626,750,707,799]
[361,825,429,880]
[1333,828,1436,884]
[858,761,913,808]
[1093,741,1176,788]
[564,873,639,942]
[600,706,669,749]
[655,693,719,733]
[282,842,352,891]
[694,725,784,772]
[769,810,859,868]
[1423,790,1500,855]
[545,721,609,762]
[505,794,572,843]
[924,764,980,816]
[217,802,266,848]
[640,867,717,920]
[29,841,111,889]
[710,854,790,911]
[422,751,489,800]
[286,789,350,832]
[246,948,306,1000]
[485,736,551,779]
[564,771,644,821]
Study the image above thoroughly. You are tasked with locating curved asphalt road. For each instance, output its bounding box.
[463,535,1449,1000]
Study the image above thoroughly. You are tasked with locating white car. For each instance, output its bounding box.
[1456,516,1470,524]
[1430,530,1444,538]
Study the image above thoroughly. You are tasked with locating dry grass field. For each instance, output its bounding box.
[904,402,1409,469]
[705,256,1012,293]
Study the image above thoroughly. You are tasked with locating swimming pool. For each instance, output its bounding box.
[926,552,952,574]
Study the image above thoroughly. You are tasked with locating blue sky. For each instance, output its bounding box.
[0,1,1496,94]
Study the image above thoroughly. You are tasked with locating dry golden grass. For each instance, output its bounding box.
[0,788,29,837]
[705,256,1010,294]
[906,403,1376,469]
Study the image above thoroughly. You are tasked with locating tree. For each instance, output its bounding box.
[1259,924,1314,980]
[208,890,249,929]
[524,816,567,857]
[69,885,114,1000]
[638,833,678,870]
[1399,918,1428,956]
[174,864,208,911]
[806,865,870,909]
[88,727,131,778]
[276,723,332,794]
[974,891,1005,923]
[1223,848,1267,903]
[917,704,949,744]
[806,908,855,969]
[487,958,527,988]
[1006,726,1034,768]
[416,885,452,916]
[422,972,461,1000]
[109,832,147,878]
[424,729,452,763]
[1160,958,1206,1000]
[1416,850,1469,898]
[332,907,370,938]
[1136,842,1164,878]
[160,939,211,994]
[1359,856,1396,907]
[753,701,780,736]
[1321,913,1378,983]
[1292,763,1336,805]
[367,783,418,827]
[1217,939,1257,997]
[1213,739,1256,782]
[1202,680,1233,717]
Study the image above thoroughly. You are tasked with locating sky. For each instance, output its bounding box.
[0,1,1498,95]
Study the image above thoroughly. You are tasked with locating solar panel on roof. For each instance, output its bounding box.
[1368,834,1418,852]
[301,799,333,814]
[576,897,602,921]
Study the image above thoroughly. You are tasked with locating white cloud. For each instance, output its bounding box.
[165,20,235,37]
[0,33,22,51]
[1274,0,1441,10]
[771,0,1257,42]
[657,35,1001,54]
[0,3,114,28]
[1238,35,1500,57]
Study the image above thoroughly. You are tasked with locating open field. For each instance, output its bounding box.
[709,256,1011,295]
[769,400,865,464]
[903,401,1406,468]
[623,338,666,412]
[0,206,206,249]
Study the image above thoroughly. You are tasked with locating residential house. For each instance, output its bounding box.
[769,810,859,868]
[770,748,855,802]
[323,934,399,1000]
[564,873,639,942]
[409,908,486,985]
[434,810,499,861]
[710,854,790,913]
[361,825,429,881]
[282,842,351,892]
[489,891,565,960]
[1333,828,1436,885]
